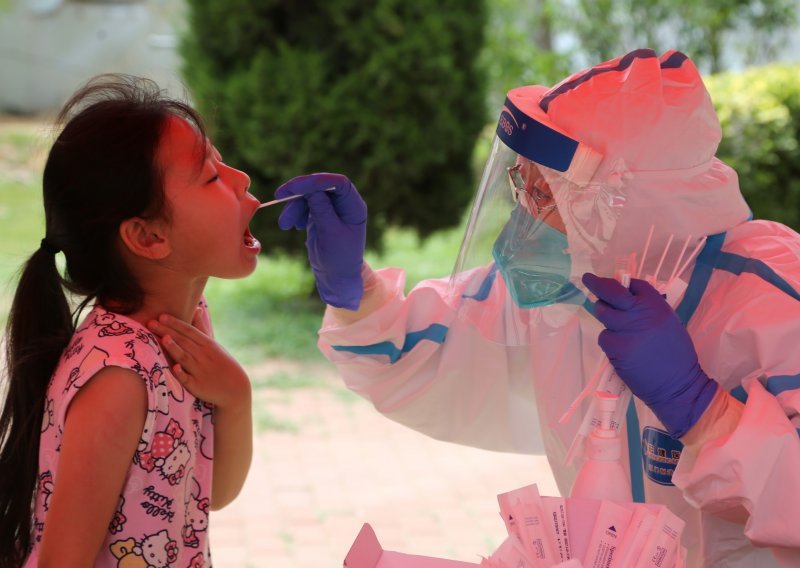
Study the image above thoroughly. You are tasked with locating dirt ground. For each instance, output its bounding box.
[211,360,560,567]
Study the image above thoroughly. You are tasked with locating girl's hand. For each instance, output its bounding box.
[147,309,251,410]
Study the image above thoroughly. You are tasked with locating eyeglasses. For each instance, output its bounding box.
[506,163,556,216]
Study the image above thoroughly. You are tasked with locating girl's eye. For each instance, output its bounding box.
[206,174,219,184]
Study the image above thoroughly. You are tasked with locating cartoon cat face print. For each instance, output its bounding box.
[161,444,191,485]
[182,476,209,548]
[113,529,178,568]
[152,367,185,415]
[94,312,134,338]
[63,346,110,393]
[136,529,179,568]
[136,419,191,485]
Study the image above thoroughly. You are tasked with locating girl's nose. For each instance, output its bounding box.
[231,167,251,198]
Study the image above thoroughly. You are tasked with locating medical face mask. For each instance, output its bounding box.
[492,205,572,308]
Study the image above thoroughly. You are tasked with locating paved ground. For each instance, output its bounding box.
[210,361,559,567]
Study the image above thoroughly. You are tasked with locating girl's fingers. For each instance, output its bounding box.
[161,335,191,369]
[153,315,207,347]
[148,323,202,369]
[172,363,190,384]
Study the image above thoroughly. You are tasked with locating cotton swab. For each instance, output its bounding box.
[666,236,706,289]
[559,359,612,425]
[257,187,336,209]
[667,234,693,285]
[636,225,655,278]
[651,233,674,284]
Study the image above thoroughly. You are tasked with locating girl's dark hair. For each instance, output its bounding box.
[0,74,205,566]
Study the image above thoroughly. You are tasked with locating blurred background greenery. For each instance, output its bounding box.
[1,0,799,367]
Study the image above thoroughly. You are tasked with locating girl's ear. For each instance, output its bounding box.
[119,217,171,260]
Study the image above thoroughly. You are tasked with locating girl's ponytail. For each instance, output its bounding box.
[0,244,72,567]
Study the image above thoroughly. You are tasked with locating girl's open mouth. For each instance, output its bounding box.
[243,227,260,252]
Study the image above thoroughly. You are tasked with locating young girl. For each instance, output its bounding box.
[0,75,260,567]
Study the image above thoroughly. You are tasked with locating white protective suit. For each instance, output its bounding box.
[317,50,800,567]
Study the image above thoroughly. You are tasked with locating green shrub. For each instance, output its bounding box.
[706,63,800,230]
[181,0,487,254]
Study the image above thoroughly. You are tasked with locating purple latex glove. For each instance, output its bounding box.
[276,173,367,310]
[582,272,718,438]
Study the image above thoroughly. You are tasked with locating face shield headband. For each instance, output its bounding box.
[496,95,601,186]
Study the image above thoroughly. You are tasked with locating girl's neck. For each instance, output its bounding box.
[122,276,209,327]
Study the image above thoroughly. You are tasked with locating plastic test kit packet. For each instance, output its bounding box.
[542,496,571,563]
[568,498,685,568]
[497,484,559,566]
[581,500,632,568]
[631,507,686,568]
[612,506,658,566]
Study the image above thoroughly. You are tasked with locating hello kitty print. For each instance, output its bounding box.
[27,305,214,567]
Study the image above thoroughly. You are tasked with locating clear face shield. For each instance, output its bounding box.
[448,89,602,346]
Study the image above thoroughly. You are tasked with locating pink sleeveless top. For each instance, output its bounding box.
[26,305,214,567]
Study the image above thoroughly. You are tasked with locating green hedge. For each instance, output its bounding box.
[181,0,487,254]
[706,63,800,230]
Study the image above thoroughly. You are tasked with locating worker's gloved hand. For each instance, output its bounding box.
[582,273,719,438]
[276,173,367,310]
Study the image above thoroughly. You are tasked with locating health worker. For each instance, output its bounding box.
[275,49,800,567]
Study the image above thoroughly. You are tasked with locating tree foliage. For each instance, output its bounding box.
[482,0,798,101]
[565,0,797,73]
[480,0,572,112]
[181,0,487,253]
[707,63,800,230]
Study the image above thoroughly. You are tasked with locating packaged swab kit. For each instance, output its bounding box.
[344,483,685,567]
[485,484,685,568]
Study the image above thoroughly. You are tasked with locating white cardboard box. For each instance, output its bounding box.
[344,523,481,568]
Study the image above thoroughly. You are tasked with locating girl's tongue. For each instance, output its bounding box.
[243,227,259,249]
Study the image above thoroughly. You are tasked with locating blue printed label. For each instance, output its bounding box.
[496,97,578,172]
[641,426,683,486]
